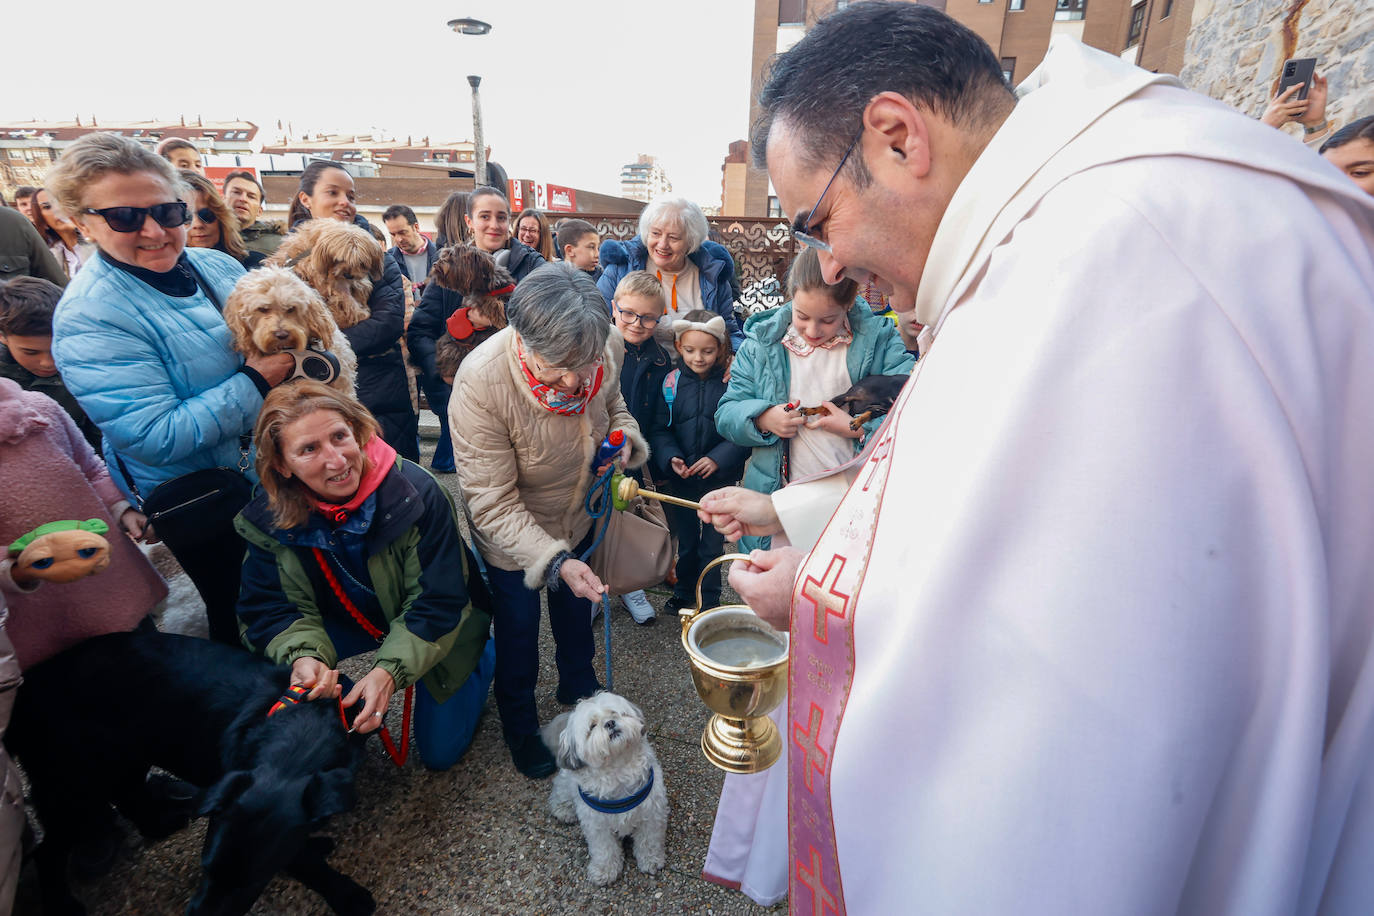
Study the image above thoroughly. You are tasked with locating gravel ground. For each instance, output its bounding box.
[14,420,783,916]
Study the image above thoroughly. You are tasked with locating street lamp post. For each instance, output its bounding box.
[448,16,493,187]
[467,75,487,187]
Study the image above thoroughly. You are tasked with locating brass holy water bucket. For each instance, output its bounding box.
[679,554,789,774]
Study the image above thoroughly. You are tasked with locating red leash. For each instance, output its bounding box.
[312,547,412,767]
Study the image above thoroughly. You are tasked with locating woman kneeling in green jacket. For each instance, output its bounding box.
[235,380,493,770]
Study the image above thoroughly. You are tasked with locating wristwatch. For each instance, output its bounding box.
[1304,119,1329,135]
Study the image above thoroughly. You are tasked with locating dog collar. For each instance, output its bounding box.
[577,768,655,814]
[267,683,311,717]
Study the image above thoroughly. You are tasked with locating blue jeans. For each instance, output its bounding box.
[423,378,455,472]
[485,533,600,741]
[323,618,493,771]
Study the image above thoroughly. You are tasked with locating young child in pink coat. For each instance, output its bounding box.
[0,378,167,669]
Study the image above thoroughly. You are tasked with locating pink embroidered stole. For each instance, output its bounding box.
[787,383,907,916]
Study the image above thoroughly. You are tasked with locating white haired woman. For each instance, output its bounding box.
[449,262,649,778]
[597,196,743,348]
[44,132,294,645]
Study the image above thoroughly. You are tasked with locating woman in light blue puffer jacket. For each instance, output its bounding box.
[46,133,293,645]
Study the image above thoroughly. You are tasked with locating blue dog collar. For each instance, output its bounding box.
[578,768,655,814]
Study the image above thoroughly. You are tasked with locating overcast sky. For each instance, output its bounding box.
[3,0,757,206]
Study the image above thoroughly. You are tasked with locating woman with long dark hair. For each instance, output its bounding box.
[29,189,93,278]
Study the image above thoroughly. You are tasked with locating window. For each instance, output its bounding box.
[1054,0,1086,20]
[1126,2,1146,45]
[1009,0,1025,9]
[979,0,993,4]
[778,0,805,25]
[1001,57,1017,83]
[1161,0,1173,16]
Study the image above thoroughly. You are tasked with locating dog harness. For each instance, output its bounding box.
[311,547,414,768]
[577,768,656,815]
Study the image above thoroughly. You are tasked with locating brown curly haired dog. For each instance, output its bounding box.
[268,220,380,329]
[224,267,358,392]
[431,245,514,384]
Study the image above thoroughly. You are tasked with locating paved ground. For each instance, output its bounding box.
[14,418,783,916]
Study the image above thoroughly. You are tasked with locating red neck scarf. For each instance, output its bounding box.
[313,436,397,525]
[516,337,604,416]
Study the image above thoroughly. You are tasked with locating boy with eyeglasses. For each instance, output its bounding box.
[609,271,673,624]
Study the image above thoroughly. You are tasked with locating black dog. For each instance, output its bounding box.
[835,374,911,430]
[7,629,374,916]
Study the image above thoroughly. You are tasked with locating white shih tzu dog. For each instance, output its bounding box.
[541,691,668,885]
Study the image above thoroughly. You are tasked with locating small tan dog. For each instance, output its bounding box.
[268,219,380,329]
[224,267,357,392]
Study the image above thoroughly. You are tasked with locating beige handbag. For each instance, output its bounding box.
[589,495,674,594]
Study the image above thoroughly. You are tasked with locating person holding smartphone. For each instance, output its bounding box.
[1261,66,1333,146]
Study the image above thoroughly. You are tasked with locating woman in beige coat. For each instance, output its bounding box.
[449,262,648,778]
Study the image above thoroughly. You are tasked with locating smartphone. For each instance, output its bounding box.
[1277,57,1317,100]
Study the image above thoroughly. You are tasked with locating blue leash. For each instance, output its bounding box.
[581,466,617,690]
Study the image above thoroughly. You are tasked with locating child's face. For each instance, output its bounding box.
[1,333,57,377]
[565,234,600,271]
[613,293,663,346]
[676,330,720,377]
[791,289,849,347]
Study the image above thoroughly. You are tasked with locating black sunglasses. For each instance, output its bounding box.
[194,207,217,225]
[82,201,191,233]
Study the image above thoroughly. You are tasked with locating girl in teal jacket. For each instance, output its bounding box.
[715,251,914,551]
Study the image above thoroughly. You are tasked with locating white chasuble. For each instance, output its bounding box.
[785,37,1374,916]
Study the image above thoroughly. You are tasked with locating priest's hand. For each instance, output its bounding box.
[729,548,803,630]
[699,487,783,540]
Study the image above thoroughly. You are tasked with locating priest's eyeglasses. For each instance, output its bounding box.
[790,125,863,253]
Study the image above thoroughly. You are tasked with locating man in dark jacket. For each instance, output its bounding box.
[383,205,439,293]
[224,170,285,257]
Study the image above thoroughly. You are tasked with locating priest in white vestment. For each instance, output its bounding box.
[699,5,1374,915]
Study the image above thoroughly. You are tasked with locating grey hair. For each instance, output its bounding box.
[507,262,610,368]
[638,196,708,253]
[46,132,188,221]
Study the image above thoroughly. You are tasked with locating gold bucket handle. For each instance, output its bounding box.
[681,553,754,635]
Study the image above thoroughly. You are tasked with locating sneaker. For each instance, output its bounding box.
[591,597,604,625]
[508,733,556,779]
[621,590,656,625]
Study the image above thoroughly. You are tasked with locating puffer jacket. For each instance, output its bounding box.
[596,237,744,348]
[620,336,673,437]
[449,326,648,589]
[647,364,749,497]
[235,456,489,703]
[715,297,915,546]
[51,248,264,500]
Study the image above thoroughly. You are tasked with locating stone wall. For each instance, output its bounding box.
[1180,0,1374,138]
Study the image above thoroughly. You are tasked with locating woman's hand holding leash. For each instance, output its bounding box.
[594,442,632,478]
[291,656,341,702]
[559,557,607,602]
[343,667,396,734]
